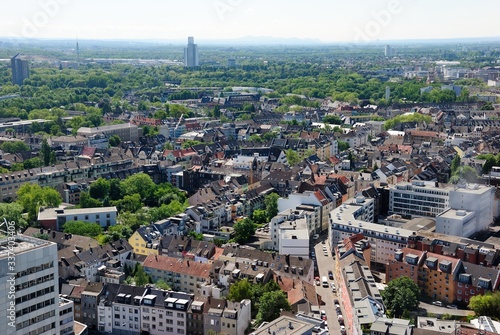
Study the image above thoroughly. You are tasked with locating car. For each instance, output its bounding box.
[320,310,326,318]
[310,251,315,256]
[340,325,346,334]
[335,304,341,310]
[334,299,339,304]
[322,246,327,251]
[328,271,334,280]
[330,283,336,292]
[447,304,458,309]
[323,251,329,256]
[432,301,443,307]
[321,240,326,244]
[313,234,319,240]
[314,277,320,286]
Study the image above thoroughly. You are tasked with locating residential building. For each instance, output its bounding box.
[329,197,413,266]
[38,206,118,230]
[220,299,252,335]
[77,123,140,143]
[11,53,29,85]
[278,190,334,232]
[81,282,104,332]
[386,248,461,304]
[0,169,38,202]
[143,254,211,295]
[454,262,500,305]
[249,315,317,335]
[128,225,163,256]
[111,285,148,335]
[0,235,60,335]
[59,296,77,335]
[184,36,199,67]
[270,209,314,257]
[370,318,412,335]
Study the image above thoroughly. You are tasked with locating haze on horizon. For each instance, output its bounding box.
[1,0,499,43]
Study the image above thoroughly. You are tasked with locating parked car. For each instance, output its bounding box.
[314,277,320,286]
[432,301,443,307]
[447,304,458,309]
[328,271,334,280]
[313,234,319,240]
[340,325,346,334]
[320,310,326,320]
[331,283,336,292]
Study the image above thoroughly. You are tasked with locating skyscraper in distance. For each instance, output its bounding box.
[10,54,29,85]
[184,36,199,67]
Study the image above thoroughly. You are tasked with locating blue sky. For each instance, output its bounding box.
[2,0,499,42]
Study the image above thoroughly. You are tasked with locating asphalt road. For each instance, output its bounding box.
[418,301,474,317]
[313,237,342,335]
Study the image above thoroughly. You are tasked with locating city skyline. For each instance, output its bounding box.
[1,0,499,43]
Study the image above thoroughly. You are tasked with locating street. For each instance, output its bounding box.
[313,236,342,335]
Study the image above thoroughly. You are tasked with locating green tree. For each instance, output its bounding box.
[23,157,43,169]
[155,279,172,291]
[451,155,461,175]
[89,178,110,200]
[285,149,301,166]
[469,292,500,318]
[79,192,103,208]
[188,231,204,241]
[256,291,291,324]
[134,264,150,287]
[181,140,204,149]
[451,166,478,184]
[0,141,30,154]
[113,194,142,213]
[233,218,256,243]
[252,209,268,225]
[264,193,279,220]
[63,220,103,237]
[381,276,421,318]
[120,173,155,201]
[40,138,51,166]
[338,140,349,152]
[227,279,253,302]
[0,203,28,231]
[17,184,62,223]
[109,135,121,147]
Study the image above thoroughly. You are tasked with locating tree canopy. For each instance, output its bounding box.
[381,276,421,318]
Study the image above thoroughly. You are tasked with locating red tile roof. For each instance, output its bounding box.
[143,254,211,278]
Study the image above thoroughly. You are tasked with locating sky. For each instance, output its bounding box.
[1,0,499,43]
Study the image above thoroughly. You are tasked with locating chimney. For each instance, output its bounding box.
[292,279,295,289]
[187,260,190,267]
[285,254,290,266]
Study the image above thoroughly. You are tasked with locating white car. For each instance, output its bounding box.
[322,246,327,251]
[340,325,346,334]
[313,234,319,240]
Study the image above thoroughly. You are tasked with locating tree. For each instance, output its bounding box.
[113,194,142,213]
[451,155,461,175]
[0,141,30,154]
[188,231,204,241]
[256,291,291,324]
[109,135,121,147]
[0,203,28,231]
[155,279,172,291]
[285,149,301,166]
[89,178,110,200]
[79,192,103,208]
[120,173,155,201]
[252,209,268,225]
[134,264,150,287]
[233,218,256,243]
[17,184,62,223]
[264,193,279,220]
[451,166,478,184]
[338,140,349,152]
[381,276,420,318]
[227,279,253,302]
[469,292,500,318]
[40,138,51,166]
[63,220,103,237]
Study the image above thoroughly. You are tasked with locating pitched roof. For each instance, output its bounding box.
[143,254,211,278]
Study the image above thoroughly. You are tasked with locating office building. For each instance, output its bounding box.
[385,45,393,57]
[184,36,199,67]
[0,235,60,335]
[11,54,30,85]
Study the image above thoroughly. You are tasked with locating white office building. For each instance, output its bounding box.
[0,235,60,335]
[329,197,412,265]
[389,181,451,218]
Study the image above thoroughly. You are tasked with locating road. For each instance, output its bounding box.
[418,301,474,317]
[313,236,342,335]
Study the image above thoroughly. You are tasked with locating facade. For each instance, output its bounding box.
[59,296,76,335]
[54,207,118,229]
[386,248,460,304]
[81,282,104,331]
[278,190,334,232]
[270,209,312,257]
[329,197,412,266]
[143,254,211,295]
[184,36,199,67]
[389,181,450,218]
[77,123,139,143]
[0,235,60,335]
[11,54,29,85]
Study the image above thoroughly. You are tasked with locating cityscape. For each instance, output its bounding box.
[1,2,500,335]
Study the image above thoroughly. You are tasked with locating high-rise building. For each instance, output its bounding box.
[384,45,393,57]
[0,234,60,335]
[184,36,199,67]
[10,54,30,85]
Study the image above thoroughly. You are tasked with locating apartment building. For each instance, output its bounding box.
[329,196,411,266]
[0,235,60,335]
[38,206,118,230]
[386,248,461,304]
[77,123,140,143]
[143,255,211,295]
[278,189,334,232]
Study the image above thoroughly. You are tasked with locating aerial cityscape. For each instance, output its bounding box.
[1,2,500,335]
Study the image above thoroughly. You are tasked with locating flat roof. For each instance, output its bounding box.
[0,235,54,258]
[438,208,475,220]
